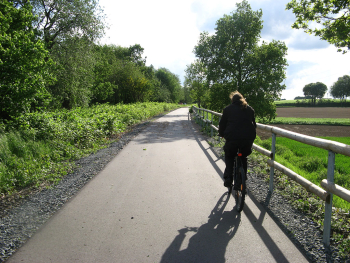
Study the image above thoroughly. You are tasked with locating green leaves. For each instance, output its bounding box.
[29,0,105,50]
[0,1,53,120]
[155,68,182,103]
[193,0,288,120]
[0,102,180,194]
[302,82,327,105]
[286,0,350,53]
[184,60,208,108]
[330,75,350,101]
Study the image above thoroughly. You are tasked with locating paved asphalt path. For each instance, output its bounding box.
[7,108,309,263]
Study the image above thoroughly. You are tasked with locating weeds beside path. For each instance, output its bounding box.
[0,103,182,201]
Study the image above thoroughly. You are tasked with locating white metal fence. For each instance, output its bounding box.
[191,106,350,247]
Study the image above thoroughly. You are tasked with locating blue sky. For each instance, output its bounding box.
[99,0,349,100]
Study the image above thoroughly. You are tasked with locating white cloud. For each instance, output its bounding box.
[100,0,200,81]
[191,0,240,31]
[99,0,350,99]
[282,46,350,99]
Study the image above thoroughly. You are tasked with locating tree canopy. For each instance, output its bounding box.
[27,0,105,50]
[193,0,288,120]
[0,1,186,120]
[0,0,52,119]
[184,60,208,108]
[303,82,327,105]
[286,0,350,53]
[155,68,182,103]
[330,75,350,101]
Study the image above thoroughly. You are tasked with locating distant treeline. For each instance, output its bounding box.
[0,1,191,121]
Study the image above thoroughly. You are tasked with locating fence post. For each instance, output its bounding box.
[206,111,208,129]
[269,133,276,192]
[323,150,335,246]
[211,113,213,137]
[218,117,221,143]
[202,109,205,127]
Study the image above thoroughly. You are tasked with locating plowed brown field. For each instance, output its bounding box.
[276,107,350,118]
[257,107,350,140]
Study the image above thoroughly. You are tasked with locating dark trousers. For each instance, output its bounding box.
[223,140,253,182]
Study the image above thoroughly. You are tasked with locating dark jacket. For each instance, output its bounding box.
[218,102,256,141]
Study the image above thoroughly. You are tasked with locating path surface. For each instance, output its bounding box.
[7,108,309,263]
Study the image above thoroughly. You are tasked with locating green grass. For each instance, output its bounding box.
[275,100,297,105]
[0,102,181,195]
[262,117,350,126]
[255,136,350,210]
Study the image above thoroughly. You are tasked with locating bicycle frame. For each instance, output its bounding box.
[233,150,246,212]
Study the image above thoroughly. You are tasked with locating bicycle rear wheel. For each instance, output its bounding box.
[235,167,246,212]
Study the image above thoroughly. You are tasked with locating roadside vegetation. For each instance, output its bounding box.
[247,143,350,259]
[0,103,181,196]
[254,136,350,210]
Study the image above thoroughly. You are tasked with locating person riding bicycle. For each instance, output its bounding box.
[218,91,257,188]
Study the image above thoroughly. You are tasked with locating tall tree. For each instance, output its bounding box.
[303,82,327,105]
[27,0,105,50]
[141,64,163,102]
[184,60,208,108]
[286,0,350,53]
[92,44,152,104]
[194,0,288,120]
[49,36,95,109]
[17,0,106,109]
[0,0,52,119]
[330,75,350,101]
[181,85,192,104]
[155,68,182,103]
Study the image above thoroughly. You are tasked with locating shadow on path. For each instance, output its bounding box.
[188,113,225,180]
[160,192,241,263]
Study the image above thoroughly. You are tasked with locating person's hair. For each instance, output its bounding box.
[229,91,248,109]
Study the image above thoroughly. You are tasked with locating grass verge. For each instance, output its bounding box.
[255,136,350,210]
[0,102,181,196]
[248,148,350,259]
[261,117,350,126]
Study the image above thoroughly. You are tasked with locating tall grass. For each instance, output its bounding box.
[0,102,180,195]
[255,136,350,210]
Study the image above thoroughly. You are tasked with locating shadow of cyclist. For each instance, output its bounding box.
[160,191,241,263]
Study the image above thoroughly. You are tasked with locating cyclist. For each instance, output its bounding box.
[218,91,257,188]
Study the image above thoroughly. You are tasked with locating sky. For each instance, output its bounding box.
[98,0,349,100]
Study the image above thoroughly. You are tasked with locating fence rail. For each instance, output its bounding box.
[191,106,350,247]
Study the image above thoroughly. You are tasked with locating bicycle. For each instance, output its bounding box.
[227,150,246,212]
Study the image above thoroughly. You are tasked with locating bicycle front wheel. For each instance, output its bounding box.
[235,167,246,212]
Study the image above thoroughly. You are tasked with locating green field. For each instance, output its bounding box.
[275,99,350,107]
[255,136,350,209]
[275,100,298,105]
[263,117,350,126]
